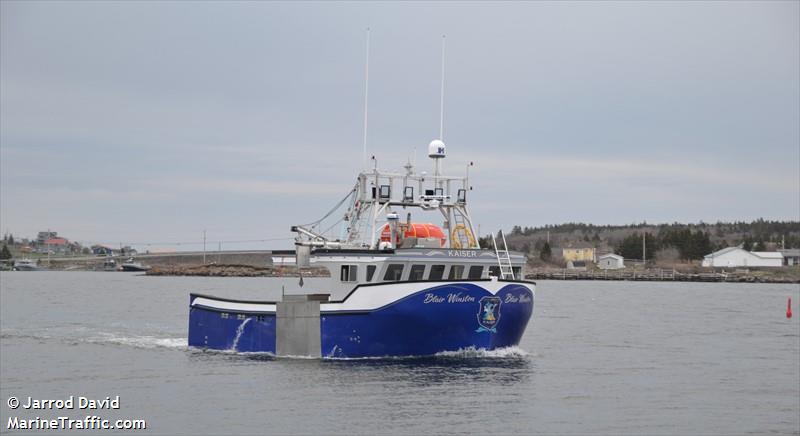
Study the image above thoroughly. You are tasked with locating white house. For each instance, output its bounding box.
[779,249,800,266]
[702,247,783,268]
[597,253,625,270]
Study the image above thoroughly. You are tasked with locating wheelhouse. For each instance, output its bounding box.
[298,248,526,300]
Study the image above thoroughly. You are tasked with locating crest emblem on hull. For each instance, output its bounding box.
[476,296,501,333]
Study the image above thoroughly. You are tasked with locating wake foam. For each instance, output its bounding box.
[434,346,529,359]
[87,333,187,350]
[323,346,530,361]
[3,329,187,351]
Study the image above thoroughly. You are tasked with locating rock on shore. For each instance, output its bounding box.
[146,264,275,277]
[145,264,328,277]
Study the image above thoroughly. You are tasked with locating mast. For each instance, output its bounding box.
[439,34,445,142]
[362,28,371,169]
[295,35,480,251]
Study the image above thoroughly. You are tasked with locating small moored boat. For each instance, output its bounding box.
[121,258,150,272]
[12,258,40,271]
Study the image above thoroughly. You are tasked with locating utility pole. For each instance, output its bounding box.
[642,233,646,268]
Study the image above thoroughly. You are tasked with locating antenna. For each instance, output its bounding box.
[362,27,371,168]
[439,34,445,141]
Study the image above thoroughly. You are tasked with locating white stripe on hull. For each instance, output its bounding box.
[191,280,534,314]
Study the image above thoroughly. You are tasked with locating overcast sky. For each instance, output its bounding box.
[1,1,798,250]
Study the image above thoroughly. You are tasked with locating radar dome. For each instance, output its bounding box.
[428,139,446,158]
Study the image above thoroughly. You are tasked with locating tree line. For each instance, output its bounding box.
[615,229,713,261]
[510,218,798,238]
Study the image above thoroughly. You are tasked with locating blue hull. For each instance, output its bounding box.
[188,281,534,358]
[188,309,277,353]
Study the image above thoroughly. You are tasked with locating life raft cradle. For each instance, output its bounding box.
[450,210,476,249]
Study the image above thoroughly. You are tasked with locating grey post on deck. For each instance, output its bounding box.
[276,294,328,357]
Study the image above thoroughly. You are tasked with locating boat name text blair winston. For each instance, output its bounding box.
[423,293,531,304]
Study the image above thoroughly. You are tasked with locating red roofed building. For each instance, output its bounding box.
[43,237,70,254]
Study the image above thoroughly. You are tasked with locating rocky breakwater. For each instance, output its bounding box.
[146,264,329,277]
[147,264,274,277]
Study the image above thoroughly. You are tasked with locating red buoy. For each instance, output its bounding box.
[788,298,793,319]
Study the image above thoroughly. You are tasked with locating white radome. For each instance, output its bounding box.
[428,139,446,158]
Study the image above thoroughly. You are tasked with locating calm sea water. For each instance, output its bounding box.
[1,271,798,435]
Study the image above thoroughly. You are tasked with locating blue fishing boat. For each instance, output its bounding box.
[188,141,535,358]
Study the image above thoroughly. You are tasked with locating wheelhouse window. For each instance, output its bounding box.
[488,266,501,277]
[403,186,414,202]
[383,264,404,281]
[448,265,464,280]
[468,265,484,279]
[409,264,425,281]
[340,265,358,282]
[512,266,522,279]
[366,265,377,282]
[428,265,445,280]
[378,185,391,202]
[457,188,467,204]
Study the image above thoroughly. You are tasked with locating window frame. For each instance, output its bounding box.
[428,264,445,280]
[408,264,426,281]
[340,264,358,282]
[448,264,465,280]
[467,265,484,279]
[383,264,405,281]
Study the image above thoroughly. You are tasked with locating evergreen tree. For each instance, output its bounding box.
[540,242,552,261]
[689,231,713,259]
[753,240,766,251]
[742,237,753,251]
[0,244,11,260]
[616,232,658,260]
[7,234,13,245]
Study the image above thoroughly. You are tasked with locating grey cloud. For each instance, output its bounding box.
[2,1,798,248]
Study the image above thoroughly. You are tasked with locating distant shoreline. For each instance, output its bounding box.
[526,267,800,284]
[3,252,798,283]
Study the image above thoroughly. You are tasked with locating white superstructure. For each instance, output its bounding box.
[293,140,479,251]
